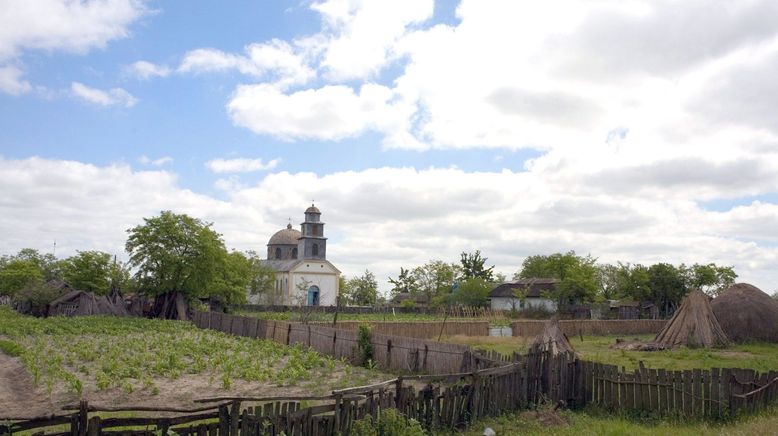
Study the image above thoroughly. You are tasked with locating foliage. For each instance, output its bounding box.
[352,408,426,436]
[13,279,67,316]
[207,250,252,305]
[646,263,688,317]
[0,258,43,297]
[345,270,379,306]
[125,211,232,299]
[460,250,494,282]
[357,324,374,367]
[685,263,737,296]
[0,306,350,396]
[388,267,419,297]
[245,250,277,303]
[518,251,599,304]
[59,250,114,294]
[412,260,460,303]
[450,277,492,307]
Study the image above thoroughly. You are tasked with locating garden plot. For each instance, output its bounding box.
[0,308,385,418]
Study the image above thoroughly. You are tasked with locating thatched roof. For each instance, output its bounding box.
[654,289,728,348]
[711,283,778,343]
[529,318,575,355]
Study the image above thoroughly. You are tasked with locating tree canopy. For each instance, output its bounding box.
[460,250,495,282]
[60,250,113,295]
[125,211,231,299]
[344,270,378,306]
[517,251,599,305]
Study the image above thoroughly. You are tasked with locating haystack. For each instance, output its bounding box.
[654,289,728,348]
[711,283,778,343]
[529,318,575,355]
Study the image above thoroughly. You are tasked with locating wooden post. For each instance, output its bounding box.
[218,404,229,435]
[86,417,100,436]
[229,400,241,435]
[395,376,404,409]
[78,400,88,436]
[333,393,343,433]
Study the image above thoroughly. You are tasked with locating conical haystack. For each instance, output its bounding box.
[711,283,778,343]
[654,289,728,348]
[530,318,575,355]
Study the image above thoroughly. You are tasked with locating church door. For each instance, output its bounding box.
[307,285,320,306]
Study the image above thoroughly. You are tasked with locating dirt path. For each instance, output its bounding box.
[0,352,55,418]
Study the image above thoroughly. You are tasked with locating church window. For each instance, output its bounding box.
[292,247,298,259]
[275,247,281,259]
[312,243,319,256]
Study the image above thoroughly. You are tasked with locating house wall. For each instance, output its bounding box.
[490,296,557,312]
[291,261,339,306]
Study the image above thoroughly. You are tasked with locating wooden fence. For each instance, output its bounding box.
[309,320,489,339]
[193,312,486,374]
[0,354,542,436]
[512,319,666,337]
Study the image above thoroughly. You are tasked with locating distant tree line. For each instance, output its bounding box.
[386,250,737,314]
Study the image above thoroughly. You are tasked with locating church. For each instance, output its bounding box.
[251,204,341,306]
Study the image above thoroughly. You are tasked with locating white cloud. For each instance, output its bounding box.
[178,39,315,86]
[128,60,171,79]
[71,82,137,107]
[312,0,434,80]
[0,65,31,95]
[206,158,280,174]
[138,155,173,166]
[227,83,417,143]
[4,157,777,294]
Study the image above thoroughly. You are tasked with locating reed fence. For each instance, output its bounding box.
[309,320,489,339]
[512,319,666,337]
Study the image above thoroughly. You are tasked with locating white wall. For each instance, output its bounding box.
[291,261,339,306]
[491,297,557,312]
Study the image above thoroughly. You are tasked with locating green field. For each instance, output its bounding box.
[0,307,381,403]
[444,334,778,372]
[443,404,778,436]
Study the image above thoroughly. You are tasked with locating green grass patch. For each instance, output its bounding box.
[0,339,24,357]
[444,334,778,371]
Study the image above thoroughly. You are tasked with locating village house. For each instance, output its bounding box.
[489,278,558,312]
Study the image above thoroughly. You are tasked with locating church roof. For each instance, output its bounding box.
[268,224,301,246]
[262,259,302,272]
[305,204,321,214]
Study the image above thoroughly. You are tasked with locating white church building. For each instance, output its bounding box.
[251,205,341,306]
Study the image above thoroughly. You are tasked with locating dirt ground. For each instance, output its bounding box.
[0,352,390,419]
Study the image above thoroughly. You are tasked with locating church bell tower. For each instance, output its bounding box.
[298,204,326,260]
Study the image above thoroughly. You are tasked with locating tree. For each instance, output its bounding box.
[60,250,113,294]
[412,260,459,302]
[647,263,687,317]
[517,251,599,304]
[13,248,60,281]
[245,251,277,304]
[460,250,494,282]
[0,258,43,297]
[207,251,253,305]
[346,270,378,306]
[450,278,491,307]
[125,211,228,299]
[388,267,418,297]
[685,263,737,296]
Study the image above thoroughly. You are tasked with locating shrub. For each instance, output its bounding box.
[351,408,426,436]
[400,299,416,308]
[357,323,374,367]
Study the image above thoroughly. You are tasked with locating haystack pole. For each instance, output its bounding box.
[529,317,575,355]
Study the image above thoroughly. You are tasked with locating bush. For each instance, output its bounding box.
[13,279,65,317]
[399,299,416,308]
[351,408,426,435]
[357,323,374,367]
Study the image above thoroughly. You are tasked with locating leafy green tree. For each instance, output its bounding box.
[346,270,378,306]
[460,250,494,282]
[244,250,277,303]
[517,251,599,304]
[388,267,418,297]
[450,277,491,307]
[207,251,252,305]
[412,260,460,302]
[13,248,60,281]
[60,250,113,294]
[125,211,228,298]
[648,263,688,317]
[0,258,43,297]
[685,263,737,296]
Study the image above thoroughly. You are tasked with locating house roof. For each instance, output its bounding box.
[489,278,558,298]
[261,258,342,274]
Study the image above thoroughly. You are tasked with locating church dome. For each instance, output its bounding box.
[305,205,321,214]
[268,224,301,245]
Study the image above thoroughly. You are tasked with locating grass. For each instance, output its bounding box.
[445,404,778,436]
[443,334,778,371]
[0,306,378,397]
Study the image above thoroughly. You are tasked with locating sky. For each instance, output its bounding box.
[1,0,778,294]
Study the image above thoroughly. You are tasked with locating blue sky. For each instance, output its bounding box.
[1,0,778,292]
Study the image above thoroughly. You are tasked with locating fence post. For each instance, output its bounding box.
[218,404,229,435]
[77,400,88,436]
[395,376,404,409]
[229,400,241,435]
[333,393,343,433]
[86,417,100,436]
